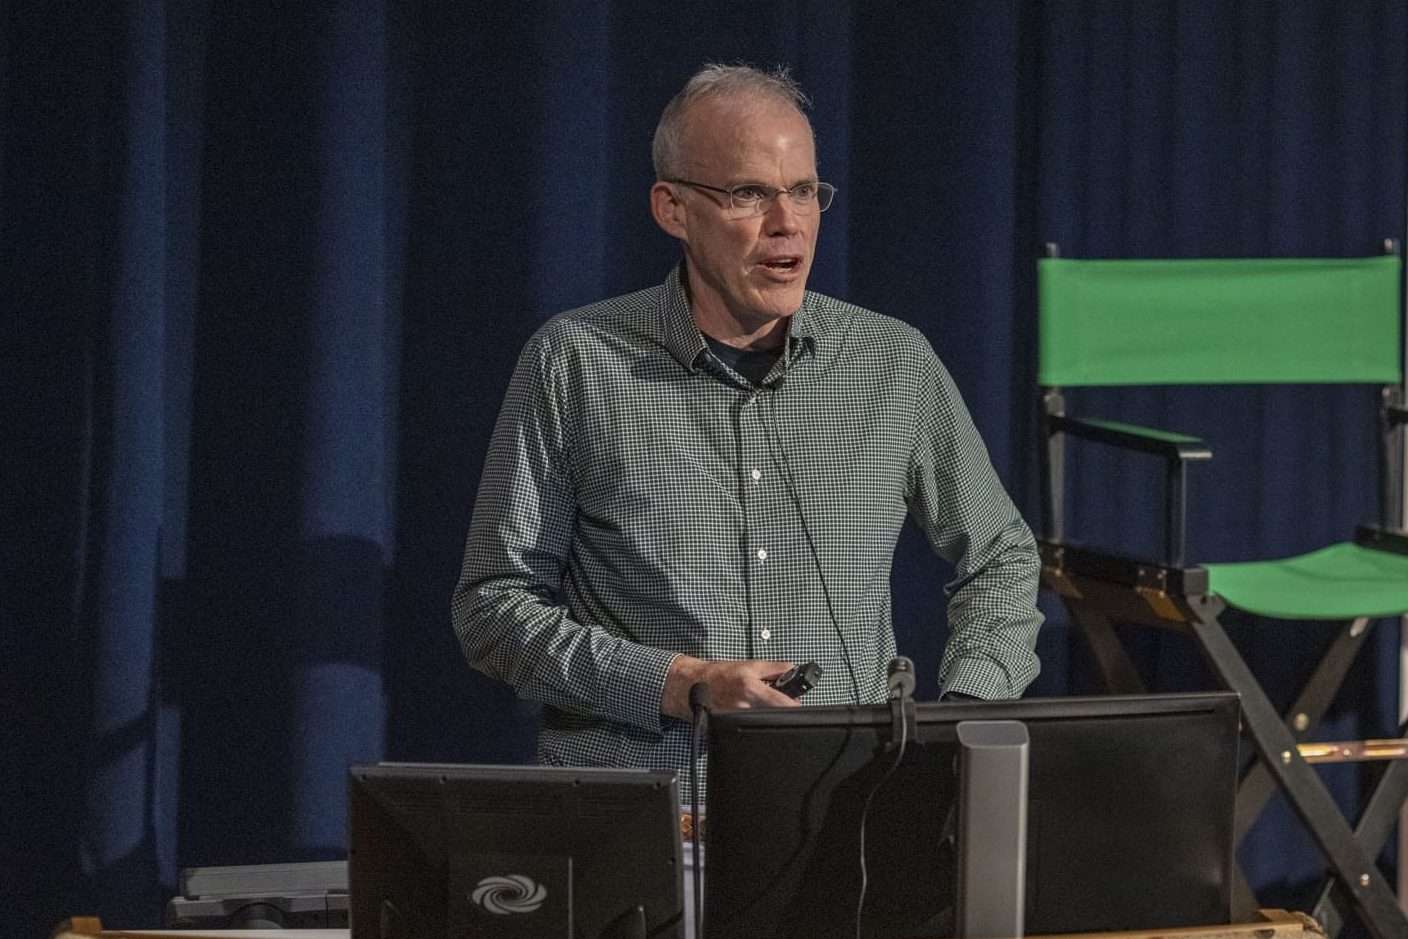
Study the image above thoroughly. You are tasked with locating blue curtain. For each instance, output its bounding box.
[5,1,1405,933]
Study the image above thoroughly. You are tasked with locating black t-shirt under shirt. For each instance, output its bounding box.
[704,334,781,387]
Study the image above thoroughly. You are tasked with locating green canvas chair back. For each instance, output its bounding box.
[1038,254,1402,387]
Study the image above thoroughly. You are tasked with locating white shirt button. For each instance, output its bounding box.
[760,628,772,640]
[756,548,768,562]
[750,468,762,482]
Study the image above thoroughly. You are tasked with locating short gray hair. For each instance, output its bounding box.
[651,63,813,179]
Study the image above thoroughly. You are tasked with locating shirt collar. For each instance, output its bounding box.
[655,265,826,373]
[657,266,709,372]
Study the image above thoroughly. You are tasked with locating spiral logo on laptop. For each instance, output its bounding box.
[471,874,547,914]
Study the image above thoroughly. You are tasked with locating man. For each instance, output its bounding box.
[452,64,1042,797]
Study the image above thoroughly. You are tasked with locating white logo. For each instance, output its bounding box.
[471,874,547,915]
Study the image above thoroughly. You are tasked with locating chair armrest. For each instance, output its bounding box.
[1388,404,1408,427]
[1049,415,1213,461]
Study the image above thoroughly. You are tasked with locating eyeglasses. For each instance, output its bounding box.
[665,178,837,217]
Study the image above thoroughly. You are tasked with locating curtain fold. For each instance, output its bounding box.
[291,0,393,858]
[82,0,169,924]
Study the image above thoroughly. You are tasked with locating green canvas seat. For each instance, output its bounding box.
[1035,243,1408,939]
[1205,543,1408,621]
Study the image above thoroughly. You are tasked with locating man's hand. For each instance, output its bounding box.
[661,655,801,720]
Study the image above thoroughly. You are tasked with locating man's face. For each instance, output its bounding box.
[654,95,821,337]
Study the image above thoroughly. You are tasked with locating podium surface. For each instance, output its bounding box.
[53,907,1325,939]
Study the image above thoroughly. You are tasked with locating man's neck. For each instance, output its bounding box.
[682,268,793,352]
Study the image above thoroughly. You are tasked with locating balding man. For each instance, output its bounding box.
[452,64,1043,799]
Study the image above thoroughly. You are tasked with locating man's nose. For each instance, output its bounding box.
[762,193,803,234]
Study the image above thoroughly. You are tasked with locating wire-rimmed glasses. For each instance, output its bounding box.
[665,178,837,217]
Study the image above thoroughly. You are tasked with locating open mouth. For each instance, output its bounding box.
[758,256,802,273]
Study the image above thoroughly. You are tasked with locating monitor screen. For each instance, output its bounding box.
[704,692,1239,939]
[349,763,684,939]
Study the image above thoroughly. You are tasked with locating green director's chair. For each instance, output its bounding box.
[1036,242,1408,939]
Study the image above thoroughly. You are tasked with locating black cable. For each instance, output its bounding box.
[854,707,908,939]
[762,389,861,705]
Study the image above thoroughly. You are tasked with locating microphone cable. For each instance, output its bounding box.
[855,658,917,939]
[855,705,908,939]
[761,387,861,706]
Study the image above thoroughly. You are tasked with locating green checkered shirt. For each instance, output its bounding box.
[452,268,1042,799]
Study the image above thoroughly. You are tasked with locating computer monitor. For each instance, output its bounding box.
[348,763,684,939]
[704,692,1240,939]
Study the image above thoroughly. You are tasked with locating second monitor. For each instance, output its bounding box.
[704,692,1240,939]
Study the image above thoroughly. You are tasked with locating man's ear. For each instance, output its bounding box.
[650,181,688,241]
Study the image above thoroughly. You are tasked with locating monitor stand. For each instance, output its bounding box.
[956,720,1030,939]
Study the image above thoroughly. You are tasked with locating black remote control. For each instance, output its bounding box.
[769,661,822,698]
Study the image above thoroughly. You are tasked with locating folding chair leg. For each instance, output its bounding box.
[1234,618,1375,847]
[1068,603,1148,694]
[1186,597,1408,939]
[1311,736,1408,937]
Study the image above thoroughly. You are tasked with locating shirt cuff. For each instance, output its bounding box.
[600,642,680,735]
[940,656,1016,700]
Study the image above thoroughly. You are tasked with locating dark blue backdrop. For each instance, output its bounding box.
[5,1,1406,935]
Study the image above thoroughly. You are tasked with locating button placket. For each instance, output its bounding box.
[738,386,780,656]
